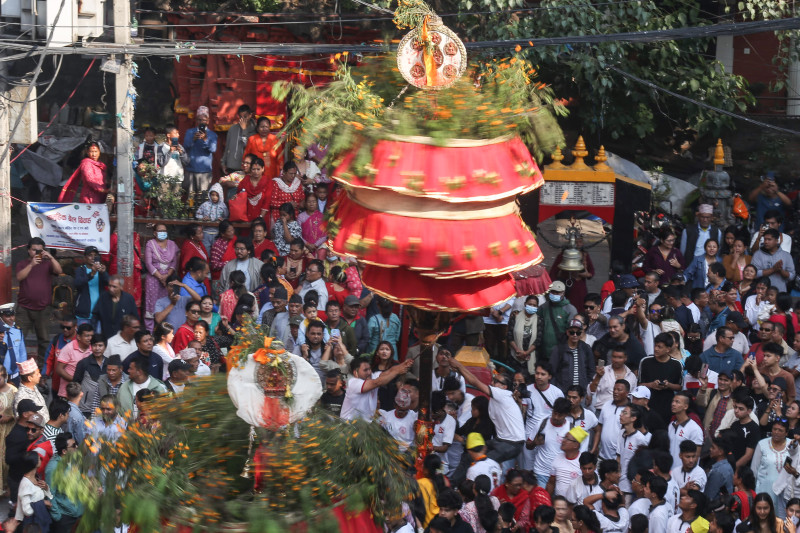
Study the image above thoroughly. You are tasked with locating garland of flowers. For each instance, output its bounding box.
[53,375,417,533]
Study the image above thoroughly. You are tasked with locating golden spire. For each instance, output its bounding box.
[546,147,566,170]
[594,145,612,171]
[713,138,725,167]
[570,136,590,169]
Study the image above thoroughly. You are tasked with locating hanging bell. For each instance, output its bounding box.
[558,246,585,272]
[558,227,585,272]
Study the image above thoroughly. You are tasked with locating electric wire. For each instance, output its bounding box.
[0,0,67,166]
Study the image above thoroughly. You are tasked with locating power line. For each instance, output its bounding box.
[608,64,800,136]
[0,16,797,58]
[0,0,67,166]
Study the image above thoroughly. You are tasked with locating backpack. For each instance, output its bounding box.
[52,274,74,314]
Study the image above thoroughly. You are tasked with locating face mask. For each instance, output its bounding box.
[525,305,538,314]
[327,255,339,262]
[156,232,168,241]
[548,293,563,303]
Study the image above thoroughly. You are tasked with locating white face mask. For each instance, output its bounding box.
[327,255,339,262]
[156,231,168,241]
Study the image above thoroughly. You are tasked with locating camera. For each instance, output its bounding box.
[199,124,207,133]
[516,383,531,398]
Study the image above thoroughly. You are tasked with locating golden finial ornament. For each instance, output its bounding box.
[713,138,725,167]
[594,145,612,171]
[570,136,590,169]
[546,147,566,170]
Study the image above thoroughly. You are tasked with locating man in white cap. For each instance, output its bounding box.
[680,204,720,267]
[183,105,218,195]
[378,388,418,452]
[631,385,666,433]
[539,280,577,363]
[0,303,28,386]
[13,358,49,420]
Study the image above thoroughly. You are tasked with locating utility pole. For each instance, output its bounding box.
[0,60,11,302]
[113,0,135,294]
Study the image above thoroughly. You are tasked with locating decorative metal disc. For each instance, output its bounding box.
[396,23,467,91]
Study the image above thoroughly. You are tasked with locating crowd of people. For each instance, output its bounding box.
[6,104,800,533]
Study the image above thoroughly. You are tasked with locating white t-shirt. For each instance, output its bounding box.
[456,392,476,427]
[628,497,651,519]
[105,334,137,359]
[666,513,697,533]
[488,386,525,442]
[665,477,681,514]
[568,409,600,453]
[433,414,457,470]
[595,508,630,533]
[340,377,378,421]
[597,403,625,460]
[670,464,707,492]
[467,457,503,491]
[616,430,652,492]
[649,501,673,533]
[379,409,418,451]
[525,383,564,439]
[532,419,571,476]
[550,452,582,497]
[432,370,466,394]
[565,474,601,507]
[667,419,703,472]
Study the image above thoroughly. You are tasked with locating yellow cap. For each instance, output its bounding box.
[466,432,486,450]
[568,426,589,444]
[691,517,709,533]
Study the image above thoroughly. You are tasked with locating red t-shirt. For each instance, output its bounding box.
[16,258,55,310]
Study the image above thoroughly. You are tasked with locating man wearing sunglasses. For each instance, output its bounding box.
[43,317,77,397]
[5,399,42,517]
[550,319,595,394]
[0,303,29,387]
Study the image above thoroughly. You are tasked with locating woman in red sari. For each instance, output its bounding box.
[268,162,305,225]
[238,157,271,221]
[251,218,277,260]
[243,117,283,180]
[209,220,237,286]
[59,142,110,203]
[180,223,212,295]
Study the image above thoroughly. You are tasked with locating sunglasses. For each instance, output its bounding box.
[567,330,582,336]
[188,309,201,314]
[60,325,75,330]
[26,427,41,433]
[584,305,596,310]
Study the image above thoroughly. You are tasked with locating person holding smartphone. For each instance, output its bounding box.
[74,246,108,326]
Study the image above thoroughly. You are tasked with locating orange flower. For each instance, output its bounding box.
[515,45,522,52]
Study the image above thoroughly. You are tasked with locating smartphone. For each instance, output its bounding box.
[786,457,793,467]
[331,329,340,338]
[171,138,178,146]
[597,359,605,368]
[172,284,182,297]
[199,124,207,133]
[35,250,43,256]
[749,352,756,361]
[700,363,709,379]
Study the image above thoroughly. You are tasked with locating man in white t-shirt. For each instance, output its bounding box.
[465,432,503,490]
[670,439,707,494]
[432,408,457,472]
[592,379,629,460]
[546,426,587,497]
[340,357,413,421]
[530,397,572,487]
[443,376,475,426]
[616,404,651,496]
[522,363,564,470]
[450,356,525,464]
[566,384,599,453]
[667,393,703,469]
[378,389,418,451]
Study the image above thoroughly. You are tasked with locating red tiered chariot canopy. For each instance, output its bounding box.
[329,134,546,311]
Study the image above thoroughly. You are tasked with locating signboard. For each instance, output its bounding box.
[27,203,110,253]
[540,181,615,206]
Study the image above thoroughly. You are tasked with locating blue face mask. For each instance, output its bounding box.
[548,293,563,303]
[156,231,168,241]
[525,305,538,314]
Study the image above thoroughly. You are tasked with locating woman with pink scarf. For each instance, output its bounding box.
[59,142,110,203]
[300,192,326,259]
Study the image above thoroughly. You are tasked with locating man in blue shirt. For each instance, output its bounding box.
[182,105,217,196]
[0,303,28,386]
[704,436,734,499]
[699,326,743,375]
[747,173,791,227]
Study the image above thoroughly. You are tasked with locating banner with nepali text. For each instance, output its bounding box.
[27,203,110,253]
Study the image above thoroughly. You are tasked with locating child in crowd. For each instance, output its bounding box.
[161,125,189,178]
[195,183,229,252]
